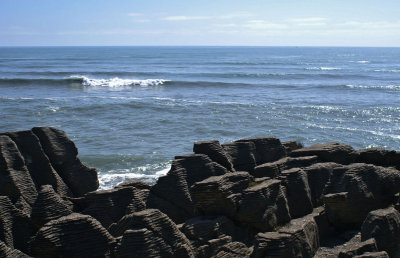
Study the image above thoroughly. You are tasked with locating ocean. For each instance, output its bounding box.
[0,46,399,189]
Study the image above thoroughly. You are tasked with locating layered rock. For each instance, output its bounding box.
[193,140,235,172]
[0,127,399,257]
[110,209,194,257]
[3,130,72,197]
[291,142,356,164]
[81,186,147,228]
[0,135,38,208]
[148,154,228,223]
[361,207,400,257]
[31,185,73,228]
[31,127,98,196]
[30,213,115,257]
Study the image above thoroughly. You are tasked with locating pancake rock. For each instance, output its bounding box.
[0,126,399,257]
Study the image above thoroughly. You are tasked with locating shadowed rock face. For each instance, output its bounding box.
[0,135,37,208]
[361,207,400,258]
[30,213,115,258]
[31,127,99,196]
[148,154,228,223]
[291,142,356,164]
[221,142,257,173]
[236,137,287,165]
[81,186,147,228]
[110,209,194,257]
[1,127,400,257]
[193,140,235,172]
[0,196,34,253]
[0,240,31,258]
[31,185,73,229]
[3,130,72,197]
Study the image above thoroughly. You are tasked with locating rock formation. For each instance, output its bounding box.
[0,127,399,257]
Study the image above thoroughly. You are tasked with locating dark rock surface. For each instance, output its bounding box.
[291,142,356,164]
[110,209,194,257]
[3,130,72,197]
[31,185,73,229]
[0,127,399,257]
[81,186,147,228]
[193,140,235,172]
[31,126,99,196]
[30,213,115,257]
[361,207,400,257]
[0,135,38,208]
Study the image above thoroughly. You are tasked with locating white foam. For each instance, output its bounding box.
[98,164,171,190]
[356,60,370,63]
[71,76,169,88]
[307,67,341,71]
[345,84,400,90]
[374,69,400,73]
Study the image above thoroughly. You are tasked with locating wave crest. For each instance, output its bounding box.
[76,76,169,87]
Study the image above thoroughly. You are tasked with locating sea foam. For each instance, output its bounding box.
[306,67,342,71]
[71,76,169,87]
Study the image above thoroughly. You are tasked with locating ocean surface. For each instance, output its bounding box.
[0,46,399,189]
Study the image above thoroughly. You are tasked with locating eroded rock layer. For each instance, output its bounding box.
[0,127,399,257]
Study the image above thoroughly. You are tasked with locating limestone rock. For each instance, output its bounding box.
[304,162,341,207]
[361,207,400,257]
[4,130,72,197]
[0,196,34,253]
[115,180,151,190]
[148,168,194,222]
[356,148,400,169]
[115,228,169,258]
[148,154,227,223]
[30,213,115,258]
[280,168,313,218]
[291,142,356,164]
[324,163,400,229]
[31,185,73,229]
[253,155,317,178]
[354,251,389,258]
[213,241,251,258]
[109,209,194,257]
[182,216,239,244]
[0,241,31,258]
[236,137,287,164]
[282,141,303,154]
[0,135,37,208]
[278,214,319,257]
[222,142,257,172]
[236,179,291,232]
[191,172,253,218]
[253,214,320,258]
[193,140,235,172]
[172,154,228,186]
[338,238,378,258]
[32,126,98,196]
[253,232,303,258]
[82,186,146,228]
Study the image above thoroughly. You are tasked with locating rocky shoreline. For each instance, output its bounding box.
[1,127,399,257]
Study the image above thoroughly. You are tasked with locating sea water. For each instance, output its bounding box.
[0,46,399,189]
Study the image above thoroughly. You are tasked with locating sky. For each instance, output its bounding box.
[1,0,400,46]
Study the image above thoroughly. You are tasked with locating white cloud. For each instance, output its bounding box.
[134,19,151,23]
[243,20,288,30]
[218,12,253,19]
[337,20,400,29]
[290,17,327,23]
[162,16,210,21]
[128,13,143,17]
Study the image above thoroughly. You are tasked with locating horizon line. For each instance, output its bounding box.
[0,45,399,48]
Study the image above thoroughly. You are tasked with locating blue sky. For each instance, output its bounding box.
[1,0,399,46]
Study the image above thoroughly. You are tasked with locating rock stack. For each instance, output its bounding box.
[0,127,399,257]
